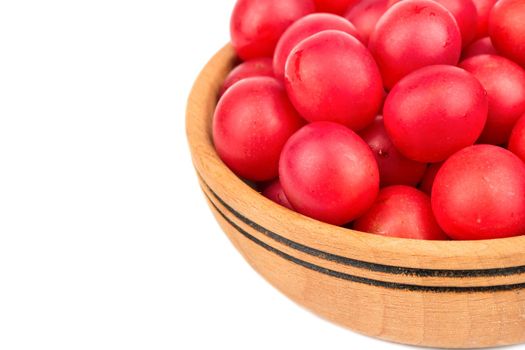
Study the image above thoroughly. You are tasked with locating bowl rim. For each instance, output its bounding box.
[186,44,525,272]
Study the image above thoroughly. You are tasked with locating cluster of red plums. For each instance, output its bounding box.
[212,0,525,241]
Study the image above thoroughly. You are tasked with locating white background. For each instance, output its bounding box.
[0,1,520,349]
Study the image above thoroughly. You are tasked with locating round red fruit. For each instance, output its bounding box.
[273,13,360,80]
[419,162,444,195]
[344,0,389,45]
[432,145,525,240]
[360,115,427,187]
[279,122,379,225]
[314,0,359,14]
[489,0,525,68]
[384,65,488,162]
[508,113,525,163]
[285,30,383,130]
[462,37,498,59]
[261,179,294,210]
[435,0,478,47]
[230,0,315,60]
[354,186,447,240]
[368,0,462,90]
[472,0,498,39]
[220,58,274,96]
[389,0,478,47]
[460,54,525,145]
[213,77,304,181]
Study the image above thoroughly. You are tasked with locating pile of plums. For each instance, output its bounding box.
[212,0,525,241]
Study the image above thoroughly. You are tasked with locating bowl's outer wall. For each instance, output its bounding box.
[186,45,525,348]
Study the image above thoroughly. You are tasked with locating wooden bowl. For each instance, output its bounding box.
[186,45,525,349]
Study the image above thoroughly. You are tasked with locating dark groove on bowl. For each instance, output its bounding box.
[199,174,525,278]
[204,191,525,293]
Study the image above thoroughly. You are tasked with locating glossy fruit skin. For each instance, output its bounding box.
[472,0,498,39]
[273,13,360,80]
[261,179,294,210]
[508,113,525,162]
[213,77,304,181]
[388,0,478,47]
[384,65,488,162]
[344,0,389,45]
[432,145,525,240]
[359,116,427,187]
[489,0,525,67]
[419,162,444,195]
[368,0,462,90]
[230,0,315,60]
[460,54,525,145]
[285,30,383,130]
[220,58,274,96]
[354,186,448,240]
[279,122,379,225]
[314,0,358,14]
[462,37,498,59]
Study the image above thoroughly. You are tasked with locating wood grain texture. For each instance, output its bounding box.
[186,44,525,348]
